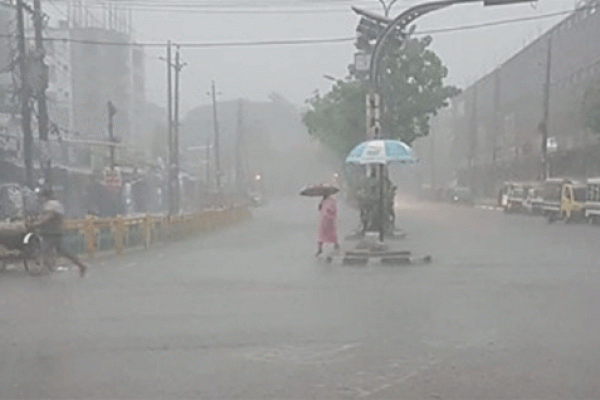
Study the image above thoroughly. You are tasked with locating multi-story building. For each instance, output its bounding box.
[40,3,145,168]
[418,0,600,197]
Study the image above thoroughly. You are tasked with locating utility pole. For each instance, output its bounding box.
[540,34,552,180]
[165,41,175,215]
[429,124,436,191]
[210,80,221,193]
[16,0,33,188]
[33,0,51,187]
[492,67,501,187]
[205,139,211,190]
[161,42,186,215]
[173,46,180,214]
[235,98,246,194]
[469,86,478,197]
[107,101,117,169]
[173,45,186,214]
[492,68,501,165]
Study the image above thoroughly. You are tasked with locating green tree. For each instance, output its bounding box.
[302,80,369,159]
[302,35,459,158]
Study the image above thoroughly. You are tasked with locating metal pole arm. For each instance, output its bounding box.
[367,0,534,89]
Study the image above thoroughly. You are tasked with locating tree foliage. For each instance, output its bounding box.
[302,35,460,158]
[302,80,369,159]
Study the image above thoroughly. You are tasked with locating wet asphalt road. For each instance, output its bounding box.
[1,196,599,399]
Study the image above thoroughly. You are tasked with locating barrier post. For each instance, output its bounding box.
[113,215,125,255]
[84,215,96,257]
[143,214,153,248]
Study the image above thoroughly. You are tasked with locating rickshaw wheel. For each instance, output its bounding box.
[24,255,48,275]
[23,234,48,276]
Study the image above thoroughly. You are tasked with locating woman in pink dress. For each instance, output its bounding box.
[316,193,339,256]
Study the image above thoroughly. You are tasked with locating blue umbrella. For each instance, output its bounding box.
[346,139,418,165]
[345,139,417,242]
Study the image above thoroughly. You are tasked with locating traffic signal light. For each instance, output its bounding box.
[357,18,385,41]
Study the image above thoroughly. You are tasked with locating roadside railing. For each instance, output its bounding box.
[61,206,252,258]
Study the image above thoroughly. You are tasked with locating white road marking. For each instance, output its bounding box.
[244,343,360,365]
[476,205,503,211]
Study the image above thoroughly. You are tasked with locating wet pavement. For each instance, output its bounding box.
[1,196,599,399]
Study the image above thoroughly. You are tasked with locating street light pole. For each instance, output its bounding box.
[378,0,400,17]
[356,0,535,242]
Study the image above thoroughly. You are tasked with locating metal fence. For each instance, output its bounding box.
[60,206,252,257]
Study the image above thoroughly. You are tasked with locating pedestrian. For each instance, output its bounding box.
[316,192,339,256]
[28,189,87,277]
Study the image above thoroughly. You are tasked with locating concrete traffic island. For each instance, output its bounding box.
[324,234,431,266]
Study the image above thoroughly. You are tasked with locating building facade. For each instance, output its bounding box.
[418,1,600,197]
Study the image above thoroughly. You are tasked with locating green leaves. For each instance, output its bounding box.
[302,35,460,158]
[303,80,369,159]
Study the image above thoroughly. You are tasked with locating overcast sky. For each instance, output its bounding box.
[50,0,578,113]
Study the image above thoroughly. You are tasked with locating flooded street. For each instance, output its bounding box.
[1,197,599,399]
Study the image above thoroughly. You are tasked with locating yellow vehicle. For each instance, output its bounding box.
[542,178,586,223]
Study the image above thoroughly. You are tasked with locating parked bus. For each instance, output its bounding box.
[498,181,518,209]
[504,182,530,213]
[585,177,600,224]
[523,184,544,215]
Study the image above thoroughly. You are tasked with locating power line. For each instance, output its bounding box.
[0,7,583,48]
[415,8,583,35]
[0,34,353,47]
[84,5,375,14]
[96,0,375,7]
[48,0,379,13]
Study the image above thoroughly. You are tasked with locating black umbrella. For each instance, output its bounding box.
[300,184,339,197]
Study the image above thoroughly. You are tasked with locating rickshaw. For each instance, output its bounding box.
[0,221,57,275]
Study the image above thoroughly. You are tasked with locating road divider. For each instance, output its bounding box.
[61,206,252,258]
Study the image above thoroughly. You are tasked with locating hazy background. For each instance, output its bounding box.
[125,0,577,113]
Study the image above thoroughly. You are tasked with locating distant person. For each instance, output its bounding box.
[316,192,339,256]
[28,189,87,277]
